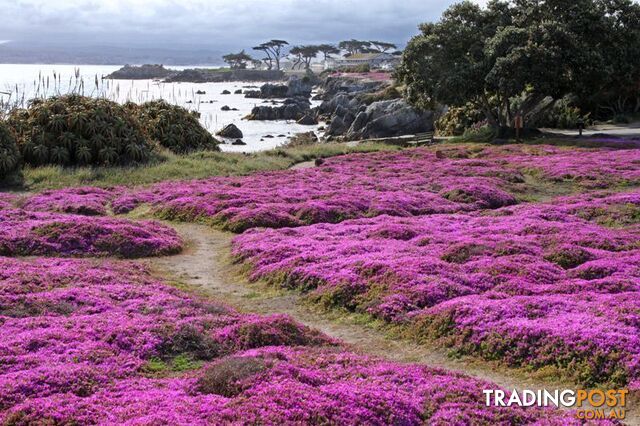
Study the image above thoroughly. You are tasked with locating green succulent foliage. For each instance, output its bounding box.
[129,100,219,154]
[7,95,153,167]
[0,121,21,179]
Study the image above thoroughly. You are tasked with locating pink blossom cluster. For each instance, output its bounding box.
[233,189,640,388]
[0,208,182,258]
[0,257,573,424]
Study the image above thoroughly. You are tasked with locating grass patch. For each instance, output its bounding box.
[143,354,204,377]
[14,142,398,191]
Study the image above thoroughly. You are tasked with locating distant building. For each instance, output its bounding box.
[326,52,400,70]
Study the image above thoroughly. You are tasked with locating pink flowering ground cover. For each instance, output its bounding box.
[0,208,182,258]
[233,188,640,388]
[21,186,122,216]
[0,257,574,425]
[0,193,17,210]
[480,144,640,189]
[19,145,640,233]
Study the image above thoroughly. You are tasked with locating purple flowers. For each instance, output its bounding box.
[0,208,182,258]
[4,143,638,421]
[233,189,640,388]
[22,186,121,216]
[19,145,640,233]
[0,257,573,424]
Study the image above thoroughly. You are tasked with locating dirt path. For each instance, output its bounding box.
[289,160,316,170]
[145,222,636,423]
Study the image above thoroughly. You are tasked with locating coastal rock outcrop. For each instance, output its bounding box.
[286,76,313,98]
[216,124,243,139]
[245,84,288,99]
[345,99,434,139]
[297,114,318,125]
[246,97,311,121]
[106,64,174,80]
[317,76,433,140]
[244,76,313,99]
[316,76,386,100]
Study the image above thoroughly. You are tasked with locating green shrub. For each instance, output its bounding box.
[129,100,219,153]
[339,63,371,73]
[0,121,21,180]
[460,124,495,142]
[196,356,269,396]
[435,104,483,136]
[543,246,593,269]
[358,85,402,105]
[7,95,153,167]
[529,97,587,129]
[157,324,220,360]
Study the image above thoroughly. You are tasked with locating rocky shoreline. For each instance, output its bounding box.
[314,76,434,141]
[105,65,434,144]
[244,74,434,142]
[106,64,285,82]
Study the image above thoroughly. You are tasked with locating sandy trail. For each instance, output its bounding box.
[145,222,636,423]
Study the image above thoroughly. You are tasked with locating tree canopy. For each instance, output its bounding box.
[396,0,640,127]
[289,45,320,69]
[252,40,289,70]
[338,40,372,56]
[222,50,253,69]
[317,44,341,61]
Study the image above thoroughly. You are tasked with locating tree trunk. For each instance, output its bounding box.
[505,99,513,127]
[479,95,499,129]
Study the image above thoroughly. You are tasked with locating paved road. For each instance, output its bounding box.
[541,122,640,138]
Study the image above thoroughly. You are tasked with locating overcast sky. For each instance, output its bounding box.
[0,0,487,50]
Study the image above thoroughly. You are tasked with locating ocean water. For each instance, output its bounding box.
[0,64,322,152]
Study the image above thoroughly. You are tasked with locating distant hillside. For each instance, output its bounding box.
[0,41,225,66]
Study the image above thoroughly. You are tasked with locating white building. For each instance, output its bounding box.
[326,53,400,70]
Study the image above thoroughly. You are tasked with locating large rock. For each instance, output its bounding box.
[245,76,313,99]
[286,76,313,98]
[327,116,348,135]
[326,104,356,136]
[346,99,434,139]
[317,94,351,116]
[245,83,288,99]
[314,75,434,139]
[316,76,387,100]
[247,97,311,121]
[216,124,243,139]
[349,111,369,133]
[297,114,318,125]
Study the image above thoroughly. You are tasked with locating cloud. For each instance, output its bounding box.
[0,0,462,49]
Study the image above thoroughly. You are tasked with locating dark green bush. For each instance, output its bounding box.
[129,100,219,153]
[0,121,21,180]
[7,95,152,167]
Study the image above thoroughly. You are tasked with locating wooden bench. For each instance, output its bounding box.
[406,131,435,147]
